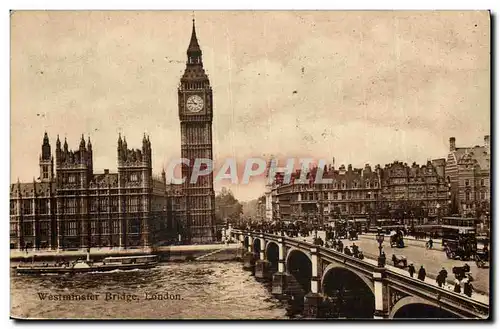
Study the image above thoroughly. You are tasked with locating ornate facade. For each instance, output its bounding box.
[445,136,490,217]
[270,159,450,224]
[380,160,449,219]
[10,133,173,250]
[177,20,216,243]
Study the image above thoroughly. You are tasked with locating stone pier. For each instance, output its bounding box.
[303,247,323,318]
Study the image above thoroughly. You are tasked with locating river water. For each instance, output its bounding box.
[11,262,292,320]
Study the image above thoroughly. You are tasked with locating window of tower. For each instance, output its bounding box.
[102,221,109,235]
[112,220,120,234]
[40,221,49,237]
[22,200,32,215]
[43,166,49,179]
[10,223,17,237]
[67,221,77,236]
[23,222,33,236]
[10,201,15,215]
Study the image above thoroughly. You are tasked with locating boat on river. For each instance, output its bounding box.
[16,255,158,275]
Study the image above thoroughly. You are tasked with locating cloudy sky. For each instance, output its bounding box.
[11,11,490,201]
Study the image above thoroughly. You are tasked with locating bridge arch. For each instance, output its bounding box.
[285,247,312,265]
[253,238,262,254]
[265,241,279,271]
[389,296,460,319]
[286,248,312,294]
[321,263,375,295]
[321,263,375,318]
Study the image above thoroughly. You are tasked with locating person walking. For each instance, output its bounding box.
[417,265,426,281]
[437,267,448,288]
[464,278,474,297]
[453,277,461,293]
[408,263,416,278]
[352,243,359,256]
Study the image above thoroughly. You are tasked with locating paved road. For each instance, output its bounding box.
[294,233,489,300]
[339,235,489,294]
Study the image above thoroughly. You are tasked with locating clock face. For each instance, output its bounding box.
[186,95,204,113]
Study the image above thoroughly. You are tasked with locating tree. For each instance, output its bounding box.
[215,187,243,225]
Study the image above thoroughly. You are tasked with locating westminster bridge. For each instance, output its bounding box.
[230,229,489,319]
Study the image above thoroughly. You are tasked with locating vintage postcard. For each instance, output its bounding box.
[10,10,490,320]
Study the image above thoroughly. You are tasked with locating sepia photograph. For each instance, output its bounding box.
[9,10,490,320]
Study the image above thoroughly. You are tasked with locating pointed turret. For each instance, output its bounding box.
[41,131,51,160]
[117,133,123,160]
[87,137,92,151]
[56,134,61,149]
[79,134,86,149]
[63,137,68,152]
[187,18,202,61]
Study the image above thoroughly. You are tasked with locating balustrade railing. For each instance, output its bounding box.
[233,228,489,319]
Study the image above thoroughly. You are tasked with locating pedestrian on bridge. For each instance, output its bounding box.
[408,263,416,278]
[454,278,461,293]
[437,267,448,288]
[417,265,426,281]
[338,240,344,252]
[464,278,474,297]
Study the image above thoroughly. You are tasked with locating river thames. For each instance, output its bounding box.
[11,261,292,319]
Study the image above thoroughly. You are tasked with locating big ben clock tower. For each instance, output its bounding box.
[178,19,216,243]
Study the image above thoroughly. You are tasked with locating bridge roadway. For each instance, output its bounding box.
[297,234,489,301]
[340,235,489,295]
[232,229,490,319]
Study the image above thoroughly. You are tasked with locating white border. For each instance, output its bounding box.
[2,1,498,329]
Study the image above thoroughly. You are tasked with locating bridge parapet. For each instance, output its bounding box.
[385,270,489,319]
[231,230,489,319]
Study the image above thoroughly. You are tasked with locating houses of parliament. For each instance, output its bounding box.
[9,20,216,250]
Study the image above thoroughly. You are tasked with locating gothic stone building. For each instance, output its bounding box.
[10,133,172,250]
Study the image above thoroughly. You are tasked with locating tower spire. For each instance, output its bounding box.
[187,16,202,64]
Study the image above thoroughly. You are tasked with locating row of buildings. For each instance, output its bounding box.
[263,136,490,227]
[10,133,188,250]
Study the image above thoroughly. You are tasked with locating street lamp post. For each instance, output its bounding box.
[376,227,385,267]
[436,203,441,225]
[258,200,263,224]
[276,199,282,236]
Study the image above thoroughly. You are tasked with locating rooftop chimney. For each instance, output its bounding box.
[449,137,456,152]
[104,169,109,175]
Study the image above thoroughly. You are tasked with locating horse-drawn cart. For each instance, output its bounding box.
[392,254,407,268]
[475,249,489,268]
[390,231,405,248]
